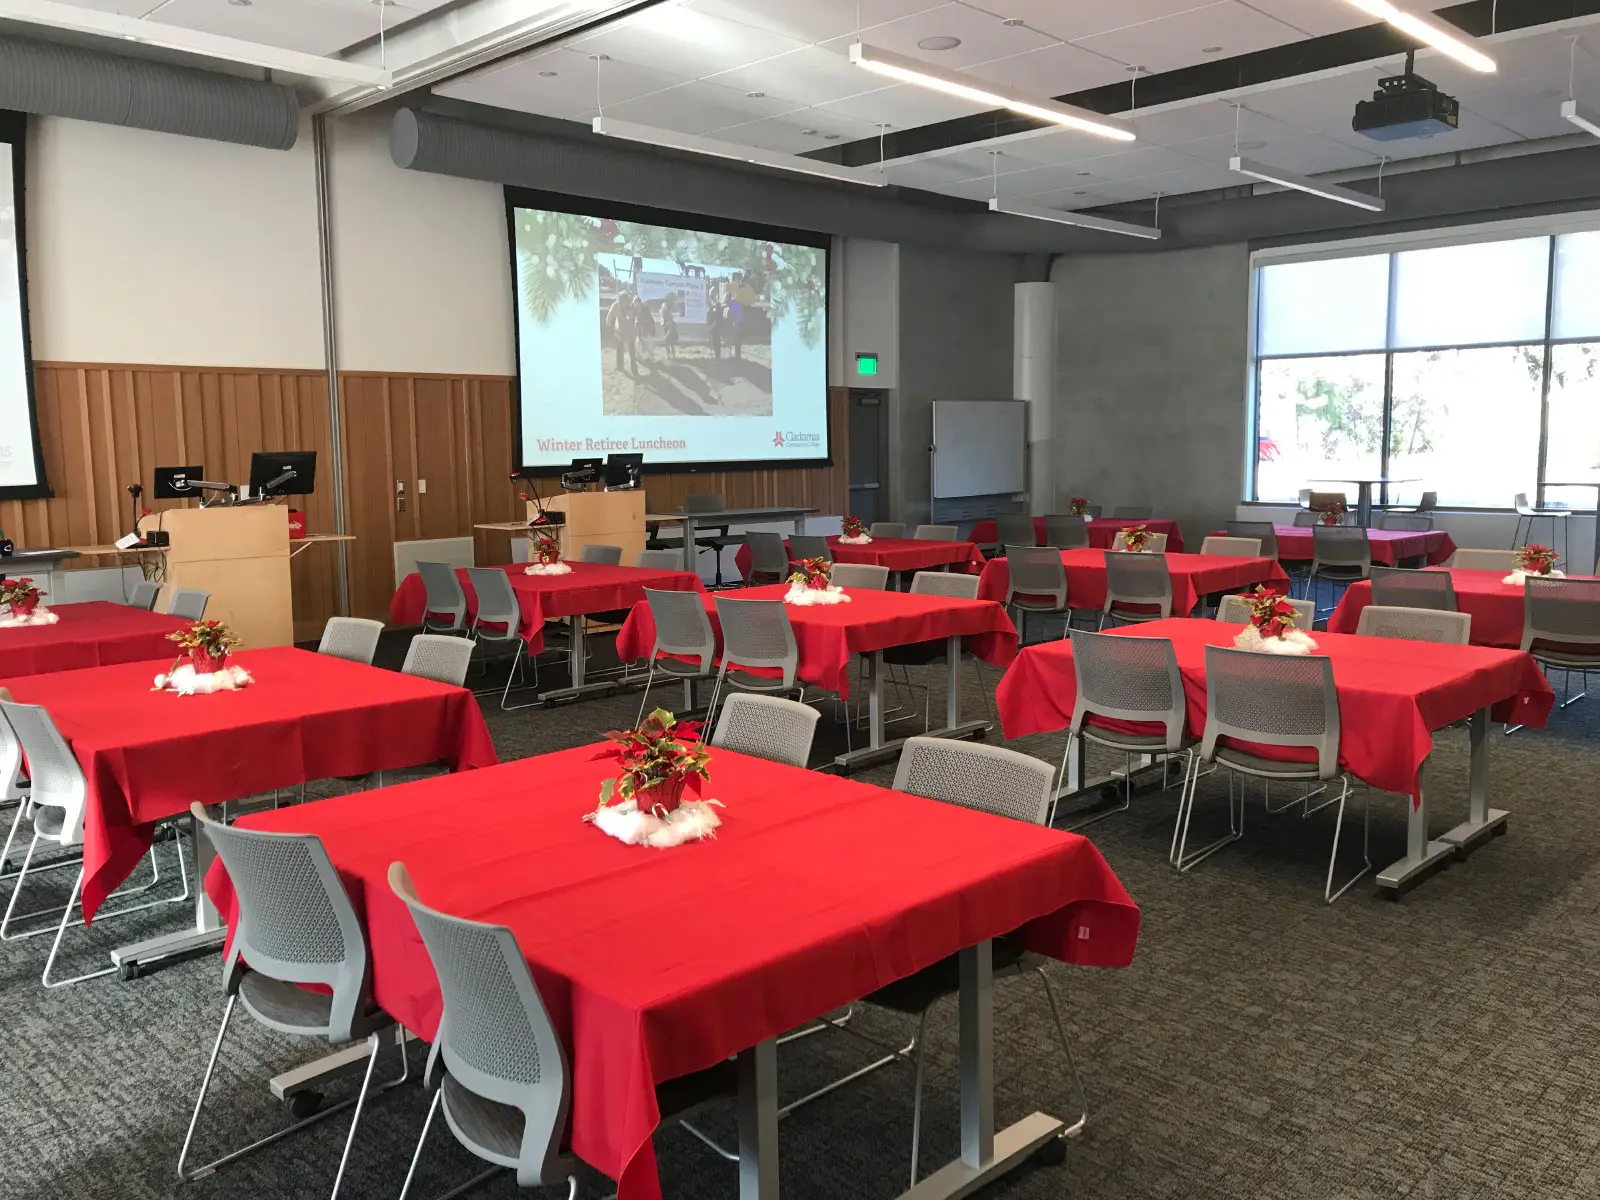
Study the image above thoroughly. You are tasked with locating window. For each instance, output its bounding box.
[1250,227,1600,507]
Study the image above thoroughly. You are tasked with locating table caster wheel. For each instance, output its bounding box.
[286,1091,323,1122]
[118,961,140,982]
[1100,783,1122,803]
[1035,1135,1068,1166]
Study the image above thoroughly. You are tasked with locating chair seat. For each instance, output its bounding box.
[238,971,335,1032]
[1106,607,1167,623]
[1530,647,1600,668]
[723,669,792,693]
[1009,596,1066,613]
[1080,727,1185,753]
[1213,745,1324,780]
[865,934,1029,1015]
[654,657,710,678]
[1311,566,1366,580]
[441,1073,526,1164]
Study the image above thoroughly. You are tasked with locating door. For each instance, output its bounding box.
[848,389,887,525]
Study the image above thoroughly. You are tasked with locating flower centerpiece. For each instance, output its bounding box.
[785,556,851,606]
[524,528,572,576]
[586,708,722,848]
[1119,525,1155,553]
[0,577,55,627]
[1231,585,1318,656]
[1319,498,1347,526]
[839,515,872,545]
[1069,497,1091,517]
[1504,543,1564,585]
[155,620,253,694]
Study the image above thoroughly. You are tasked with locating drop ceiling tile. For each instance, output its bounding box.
[719,107,885,148]
[139,0,425,55]
[1130,98,1265,145]
[1419,30,1569,92]
[681,0,950,46]
[1241,68,1387,133]
[811,80,993,129]
[439,47,691,118]
[1232,0,1373,37]
[956,0,1217,43]
[1453,77,1576,141]
[827,3,1057,71]
[570,5,810,79]
[965,40,1133,96]
[1074,1,1309,75]
[705,44,874,107]
[883,154,1000,186]
[602,79,795,135]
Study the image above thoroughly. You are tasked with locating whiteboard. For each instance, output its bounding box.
[932,400,1027,499]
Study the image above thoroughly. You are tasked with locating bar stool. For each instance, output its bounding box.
[1511,493,1570,567]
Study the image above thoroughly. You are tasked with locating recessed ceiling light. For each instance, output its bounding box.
[824,133,842,140]
[538,70,558,77]
[800,128,818,136]
[918,36,962,51]
[1076,170,1092,176]
[228,0,251,6]
[746,91,765,98]
[1202,45,1224,54]
[1073,189,1086,194]
[1238,138,1267,150]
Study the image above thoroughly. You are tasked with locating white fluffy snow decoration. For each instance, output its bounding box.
[153,663,255,695]
[590,798,723,848]
[1232,626,1318,656]
[837,534,872,545]
[785,583,851,606]
[0,607,57,628]
[1503,569,1565,585]
[524,562,573,576]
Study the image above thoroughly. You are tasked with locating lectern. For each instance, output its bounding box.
[139,506,293,648]
[534,492,646,564]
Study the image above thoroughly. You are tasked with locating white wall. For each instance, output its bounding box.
[24,115,323,368]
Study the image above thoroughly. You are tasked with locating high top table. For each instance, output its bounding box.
[1310,477,1419,527]
[1545,482,1600,575]
[645,505,818,574]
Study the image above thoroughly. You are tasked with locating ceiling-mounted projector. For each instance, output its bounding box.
[1353,66,1460,141]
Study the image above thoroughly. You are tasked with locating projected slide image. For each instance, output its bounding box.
[0,124,43,495]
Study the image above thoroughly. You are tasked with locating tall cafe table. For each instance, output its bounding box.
[615,583,1018,771]
[205,745,1142,1200]
[733,534,986,582]
[970,516,1187,553]
[1329,567,1600,648]
[1546,482,1600,576]
[390,560,702,703]
[995,618,1553,895]
[977,549,1289,616]
[645,505,819,574]
[1310,476,1419,527]
[4,647,497,977]
[0,601,188,678]
[1216,525,1456,567]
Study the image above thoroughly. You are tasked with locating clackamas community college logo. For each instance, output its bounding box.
[772,431,785,447]
[772,430,821,449]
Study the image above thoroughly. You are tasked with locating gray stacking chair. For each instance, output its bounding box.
[993,514,1038,551]
[180,804,401,1195]
[830,562,890,590]
[1378,513,1434,531]
[744,531,790,585]
[317,617,384,667]
[1305,525,1371,613]
[707,597,801,728]
[402,634,475,688]
[1387,488,1438,515]
[1292,511,1322,527]
[1449,548,1517,571]
[1369,565,1456,612]
[1199,536,1262,558]
[509,537,533,564]
[417,562,468,633]
[883,571,996,727]
[578,543,623,566]
[1178,647,1368,903]
[1004,546,1070,644]
[1043,514,1090,549]
[869,522,906,538]
[466,569,538,709]
[1215,594,1316,628]
[1521,576,1600,709]
[635,549,682,570]
[1513,492,1570,566]
[634,588,717,724]
[789,533,833,562]
[1101,550,1173,626]
[913,524,958,540]
[1112,506,1152,519]
[1058,630,1192,837]
[1226,520,1279,560]
[169,588,210,620]
[711,694,820,768]
[127,579,160,610]
[682,492,736,586]
[1356,605,1471,645]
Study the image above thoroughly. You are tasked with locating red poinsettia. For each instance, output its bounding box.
[788,556,833,589]
[1069,497,1091,516]
[167,618,241,673]
[840,515,867,538]
[595,708,712,816]
[532,529,562,565]
[0,576,41,615]
[1120,525,1154,552]
[1319,498,1347,526]
[1242,584,1300,640]
[1514,543,1559,575]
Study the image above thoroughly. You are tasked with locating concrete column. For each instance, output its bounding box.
[1014,282,1055,514]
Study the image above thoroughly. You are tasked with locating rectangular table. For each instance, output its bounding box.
[1328,568,1600,648]
[204,745,1141,1200]
[646,506,818,574]
[5,646,497,972]
[615,583,1018,770]
[995,618,1553,894]
[389,561,703,701]
[977,549,1289,617]
[734,535,985,583]
[970,517,1186,554]
[1219,525,1456,567]
[0,601,189,679]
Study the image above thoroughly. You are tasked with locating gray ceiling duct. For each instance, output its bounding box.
[0,35,299,150]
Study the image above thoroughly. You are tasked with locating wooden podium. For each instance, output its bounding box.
[533,491,646,565]
[139,506,294,649]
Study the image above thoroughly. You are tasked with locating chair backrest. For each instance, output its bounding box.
[401,633,475,687]
[1356,604,1471,644]
[317,616,384,665]
[195,803,370,1041]
[683,493,726,514]
[388,862,571,1187]
[168,588,210,620]
[1225,520,1278,559]
[1111,506,1152,519]
[1201,646,1340,778]
[711,694,820,768]
[417,561,467,631]
[868,522,905,538]
[0,705,18,805]
[1068,630,1185,750]
[713,597,798,687]
[830,563,890,590]
[1449,548,1517,571]
[128,580,160,610]
[643,588,715,673]
[509,537,532,564]
[1215,593,1316,628]
[1293,511,1321,527]
[1200,536,1261,558]
[914,524,959,540]
[1042,514,1090,549]
[1369,565,1456,611]
[635,549,682,570]
[909,570,980,599]
[1103,550,1173,617]
[1414,489,1438,511]
[994,515,1038,548]
[1307,490,1348,513]
[0,702,87,845]
[1378,513,1434,531]
[579,544,623,566]
[1522,576,1600,652]
[466,568,523,643]
[1514,492,1535,516]
[892,737,1053,826]
[1080,504,1104,518]
[1005,546,1068,608]
[1116,530,1168,553]
[1310,525,1371,575]
[744,531,790,579]
[789,534,832,562]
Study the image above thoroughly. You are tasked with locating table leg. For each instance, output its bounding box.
[1439,706,1510,855]
[738,1039,779,1200]
[683,516,700,575]
[1356,482,1374,528]
[832,643,990,773]
[868,650,885,750]
[110,810,225,978]
[571,616,586,689]
[1375,762,1455,895]
[538,610,626,704]
[945,636,961,729]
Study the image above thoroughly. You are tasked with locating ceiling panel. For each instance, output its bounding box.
[681,0,949,46]
[965,40,1133,95]
[956,0,1220,43]
[1233,0,1374,38]
[811,80,993,129]
[568,4,810,79]
[439,47,693,117]
[603,79,803,134]
[1455,76,1586,141]
[705,44,875,107]
[715,109,884,152]
[128,0,432,55]
[816,3,1056,71]
[1075,1,1310,74]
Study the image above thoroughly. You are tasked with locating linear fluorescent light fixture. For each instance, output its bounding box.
[1230,156,1386,213]
[988,197,1160,240]
[850,42,1135,143]
[1562,98,1600,139]
[591,117,887,186]
[1336,0,1496,73]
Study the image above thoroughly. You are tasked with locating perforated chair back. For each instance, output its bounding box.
[1450,548,1517,571]
[466,569,523,645]
[1521,576,1600,657]
[417,561,467,632]
[711,694,819,768]
[1310,525,1371,577]
[128,580,160,610]
[1226,521,1278,559]
[909,571,980,600]
[1293,511,1321,527]
[579,544,623,565]
[892,737,1053,826]
[683,493,726,514]
[1116,530,1168,553]
[1378,513,1434,531]
[1069,630,1185,751]
[1216,594,1315,628]
[1356,605,1471,644]
[914,525,958,540]
[1042,514,1089,549]
[830,563,890,590]
[388,862,571,1188]
[192,802,371,1041]
[0,706,20,805]
[1413,489,1438,512]
[1112,506,1152,519]
[745,531,790,582]
[789,534,832,562]
[1369,566,1456,612]
[644,589,715,676]
[714,597,798,688]
[1103,550,1173,619]
[317,617,384,665]
[509,537,532,564]
[402,634,475,687]
[635,549,682,570]
[1201,646,1340,778]
[169,589,210,620]
[869,522,905,538]
[1005,547,1068,609]
[0,703,86,846]
[992,515,1037,549]
[1200,536,1261,558]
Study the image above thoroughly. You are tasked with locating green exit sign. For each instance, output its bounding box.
[855,352,879,376]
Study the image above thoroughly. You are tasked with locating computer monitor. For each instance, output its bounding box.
[249,450,317,497]
[570,456,603,475]
[604,452,643,490]
[153,465,206,500]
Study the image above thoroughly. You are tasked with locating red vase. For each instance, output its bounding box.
[642,775,686,816]
[11,594,37,617]
[189,648,227,675]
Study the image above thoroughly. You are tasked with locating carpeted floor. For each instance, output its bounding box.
[3,626,1600,1200]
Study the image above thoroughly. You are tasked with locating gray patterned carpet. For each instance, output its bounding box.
[3,626,1599,1200]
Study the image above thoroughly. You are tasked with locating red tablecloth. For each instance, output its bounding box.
[389,563,704,653]
[996,618,1552,801]
[977,549,1289,617]
[970,517,1186,553]
[0,601,189,679]
[1328,568,1600,648]
[204,745,1141,1200]
[6,647,497,923]
[733,535,986,583]
[614,583,1018,697]
[1222,526,1456,566]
